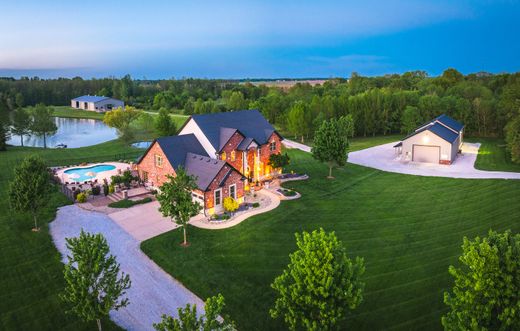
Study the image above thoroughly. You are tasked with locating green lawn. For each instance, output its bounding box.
[349,134,402,152]
[142,149,520,331]
[50,106,105,120]
[466,137,520,173]
[0,140,141,330]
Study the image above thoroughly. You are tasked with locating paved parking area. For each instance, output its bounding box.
[348,142,520,179]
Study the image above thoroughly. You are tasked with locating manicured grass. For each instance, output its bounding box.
[0,141,137,330]
[108,197,152,208]
[466,137,520,173]
[349,134,402,152]
[142,149,520,331]
[50,106,106,120]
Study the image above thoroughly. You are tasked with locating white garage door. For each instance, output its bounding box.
[413,145,440,164]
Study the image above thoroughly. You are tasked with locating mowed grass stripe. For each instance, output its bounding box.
[142,149,520,331]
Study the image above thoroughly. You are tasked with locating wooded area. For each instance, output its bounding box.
[1,69,519,161]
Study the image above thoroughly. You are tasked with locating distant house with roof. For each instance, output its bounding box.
[71,95,124,112]
[136,109,283,215]
[394,114,464,165]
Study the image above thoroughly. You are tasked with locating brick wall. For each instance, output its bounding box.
[203,164,244,213]
[136,142,176,187]
[259,132,283,176]
[219,131,245,173]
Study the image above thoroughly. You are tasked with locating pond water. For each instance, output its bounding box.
[7,117,118,148]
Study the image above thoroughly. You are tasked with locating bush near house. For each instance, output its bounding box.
[76,192,88,203]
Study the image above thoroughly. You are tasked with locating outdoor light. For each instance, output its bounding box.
[423,134,430,143]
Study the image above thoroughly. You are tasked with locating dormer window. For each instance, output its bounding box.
[230,150,236,162]
[155,154,163,168]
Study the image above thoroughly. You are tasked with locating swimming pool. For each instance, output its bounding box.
[64,164,116,182]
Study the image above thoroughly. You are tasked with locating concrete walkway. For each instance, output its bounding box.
[282,139,311,152]
[348,142,520,179]
[190,190,280,230]
[50,205,205,331]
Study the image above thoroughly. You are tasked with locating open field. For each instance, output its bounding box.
[142,148,520,330]
[0,141,135,330]
[50,105,105,120]
[245,79,328,89]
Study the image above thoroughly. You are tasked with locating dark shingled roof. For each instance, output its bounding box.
[403,122,459,143]
[190,109,277,152]
[237,137,257,151]
[153,134,209,169]
[435,114,464,132]
[427,123,459,143]
[219,127,239,151]
[184,153,227,191]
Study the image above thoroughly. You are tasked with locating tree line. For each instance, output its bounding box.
[1,69,519,161]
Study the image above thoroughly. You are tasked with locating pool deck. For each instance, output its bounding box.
[55,162,132,184]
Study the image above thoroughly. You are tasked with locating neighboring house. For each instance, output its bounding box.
[178,109,284,181]
[395,114,464,164]
[136,134,245,215]
[71,95,124,112]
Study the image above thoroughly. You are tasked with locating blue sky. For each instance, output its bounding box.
[0,0,519,79]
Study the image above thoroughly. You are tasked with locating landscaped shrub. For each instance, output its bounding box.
[76,192,88,203]
[91,186,100,196]
[252,202,260,208]
[108,185,115,194]
[223,197,239,213]
[103,184,109,196]
[73,189,81,201]
[108,197,152,208]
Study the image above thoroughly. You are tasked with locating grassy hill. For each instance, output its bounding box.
[142,148,520,330]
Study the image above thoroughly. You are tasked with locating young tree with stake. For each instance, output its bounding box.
[60,230,131,331]
[157,168,201,246]
[311,118,350,179]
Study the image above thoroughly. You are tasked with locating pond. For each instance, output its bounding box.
[7,117,118,148]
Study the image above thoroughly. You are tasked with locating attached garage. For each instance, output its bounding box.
[412,145,440,164]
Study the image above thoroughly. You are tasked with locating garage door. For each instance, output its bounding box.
[412,145,440,164]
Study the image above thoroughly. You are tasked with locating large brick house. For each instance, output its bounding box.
[178,109,283,181]
[137,110,283,215]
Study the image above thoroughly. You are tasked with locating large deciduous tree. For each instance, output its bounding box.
[153,294,235,331]
[11,108,32,146]
[157,168,201,246]
[270,228,365,331]
[155,108,177,137]
[442,230,520,330]
[103,106,141,142]
[30,103,57,148]
[311,118,350,178]
[60,230,131,331]
[8,155,50,231]
[287,101,311,143]
[401,105,422,134]
[505,109,520,164]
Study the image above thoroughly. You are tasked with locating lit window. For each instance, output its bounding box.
[155,154,163,167]
[231,150,235,162]
[221,152,227,161]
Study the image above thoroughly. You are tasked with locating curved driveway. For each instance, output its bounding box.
[50,205,205,331]
[348,142,520,179]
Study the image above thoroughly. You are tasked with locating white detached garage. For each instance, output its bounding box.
[395,114,464,165]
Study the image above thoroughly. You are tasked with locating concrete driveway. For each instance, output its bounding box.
[50,205,205,331]
[348,142,520,179]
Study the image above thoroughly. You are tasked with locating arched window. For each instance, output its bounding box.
[230,150,236,161]
[221,151,226,160]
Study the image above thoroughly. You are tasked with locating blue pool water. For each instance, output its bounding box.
[64,164,116,182]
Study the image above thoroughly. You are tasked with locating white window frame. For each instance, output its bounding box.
[155,154,163,168]
[229,184,236,199]
[270,141,276,152]
[214,188,222,206]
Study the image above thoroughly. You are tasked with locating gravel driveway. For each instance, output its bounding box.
[50,205,205,331]
[348,142,520,179]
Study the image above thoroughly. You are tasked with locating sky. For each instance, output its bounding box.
[0,0,519,79]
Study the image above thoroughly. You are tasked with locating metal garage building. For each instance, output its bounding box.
[395,114,464,165]
[71,95,124,112]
